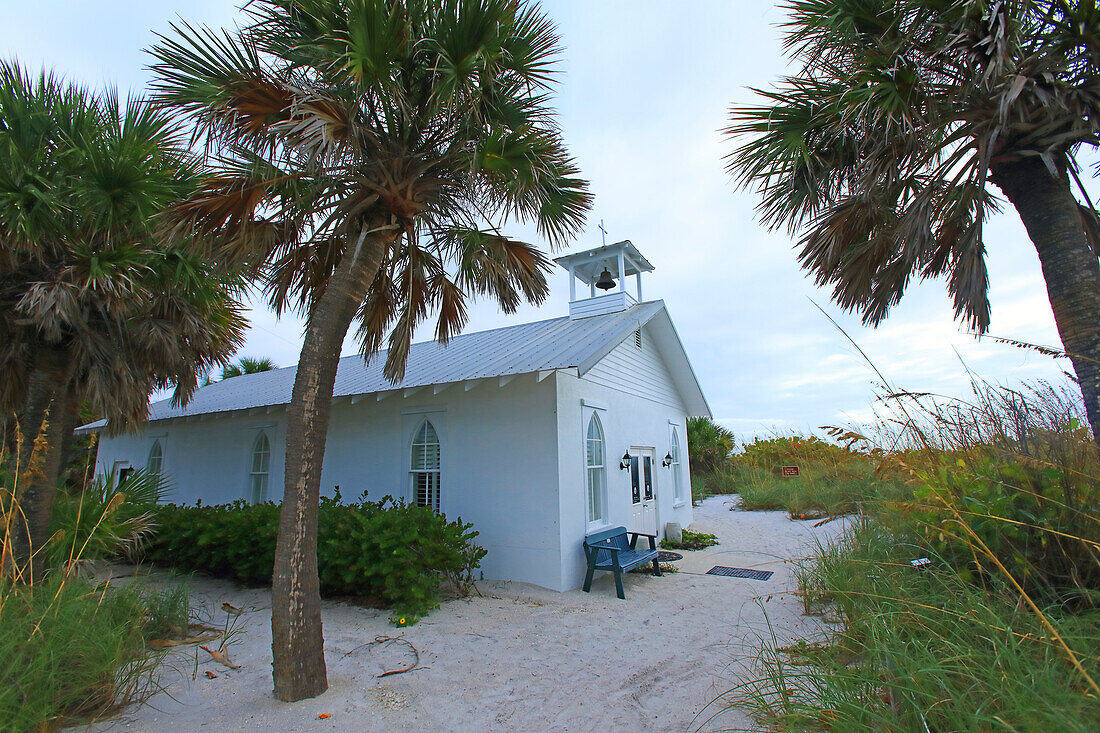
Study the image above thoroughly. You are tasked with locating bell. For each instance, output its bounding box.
[595,267,616,291]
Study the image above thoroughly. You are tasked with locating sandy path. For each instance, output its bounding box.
[82,497,845,733]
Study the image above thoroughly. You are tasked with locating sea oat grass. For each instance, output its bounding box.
[2,442,189,731]
[722,380,1100,731]
[732,520,1100,732]
[722,435,907,516]
[0,575,189,731]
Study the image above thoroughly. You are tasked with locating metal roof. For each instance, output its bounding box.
[77,299,710,431]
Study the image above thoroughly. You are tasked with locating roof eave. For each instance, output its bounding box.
[650,308,712,418]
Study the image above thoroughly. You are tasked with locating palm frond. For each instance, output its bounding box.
[150,0,591,381]
[726,0,1100,333]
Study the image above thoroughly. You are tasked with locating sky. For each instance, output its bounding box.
[2,0,1093,441]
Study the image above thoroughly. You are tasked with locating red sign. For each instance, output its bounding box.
[782,466,800,477]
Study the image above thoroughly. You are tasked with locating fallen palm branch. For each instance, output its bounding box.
[199,644,241,669]
[343,635,422,678]
[149,623,221,649]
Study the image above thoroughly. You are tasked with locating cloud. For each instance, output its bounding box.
[3,0,1086,444]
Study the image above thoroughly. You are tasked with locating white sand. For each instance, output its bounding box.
[83,497,846,733]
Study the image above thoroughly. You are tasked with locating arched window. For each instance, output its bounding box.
[250,432,271,504]
[146,440,163,479]
[670,428,683,502]
[410,420,440,511]
[586,415,606,525]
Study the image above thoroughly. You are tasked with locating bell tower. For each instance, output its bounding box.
[553,240,654,319]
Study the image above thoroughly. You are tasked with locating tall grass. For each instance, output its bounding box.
[0,575,190,731]
[719,379,1100,731]
[1,424,189,731]
[731,520,1099,732]
[686,433,907,516]
[731,435,906,516]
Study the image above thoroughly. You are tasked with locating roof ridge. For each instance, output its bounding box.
[81,301,668,428]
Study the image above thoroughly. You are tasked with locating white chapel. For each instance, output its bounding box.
[84,240,711,591]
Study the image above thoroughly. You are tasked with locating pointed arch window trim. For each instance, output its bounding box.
[669,424,685,505]
[410,418,441,512]
[585,412,607,527]
[146,439,164,478]
[249,431,271,504]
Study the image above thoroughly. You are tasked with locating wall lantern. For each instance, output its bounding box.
[662,452,673,468]
[619,451,631,470]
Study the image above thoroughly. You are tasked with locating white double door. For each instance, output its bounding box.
[629,448,658,536]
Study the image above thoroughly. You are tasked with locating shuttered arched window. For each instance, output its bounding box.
[586,415,606,525]
[670,428,683,502]
[250,432,271,504]
[146,440,163,479]
[411,420,441,511]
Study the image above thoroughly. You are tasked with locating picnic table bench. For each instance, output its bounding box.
[582,525,662,599]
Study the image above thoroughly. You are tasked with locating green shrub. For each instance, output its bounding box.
[897,416,1100,605]
[661,529,718,551]
[147,499,280,585]
[0,575,189,732]
[144,493,486,624]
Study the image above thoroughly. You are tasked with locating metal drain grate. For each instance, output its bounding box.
[705,566,774,581]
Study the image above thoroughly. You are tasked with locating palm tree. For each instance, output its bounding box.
[686,416,735,474]
[149,0,591,700]
[205,356,278,383]
[223,356,277,380]
[725,0,1100,444]
[0,62,247,577]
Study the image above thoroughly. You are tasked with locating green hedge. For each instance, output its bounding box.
[145,493,486,623]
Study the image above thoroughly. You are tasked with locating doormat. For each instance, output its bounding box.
[705,566,774,581]
[656,551,683,562]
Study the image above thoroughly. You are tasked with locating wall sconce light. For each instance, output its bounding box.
[662,452,673,468]
[619,452,631,470]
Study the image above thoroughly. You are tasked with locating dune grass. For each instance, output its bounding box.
[700,380,1100,731]
[0,575,190,732]
[727,519,1100,732]
[1,439,191,732]
[691,435,906,516]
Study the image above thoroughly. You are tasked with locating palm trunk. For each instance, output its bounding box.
[10,349,72,579]
[992,156,1100,448]
[271,234,385,702]
[25,387,70,576]
[16,360,62,480]
[57,389,83,487]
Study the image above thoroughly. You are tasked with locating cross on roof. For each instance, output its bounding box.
[598,219,607,246]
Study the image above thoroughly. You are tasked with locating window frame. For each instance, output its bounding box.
[669,425,685,505]
[409,418,441,512]
[584,411,608,530]
[112,460,134,487]
[249,431,271,504]
[146,439,164,479]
